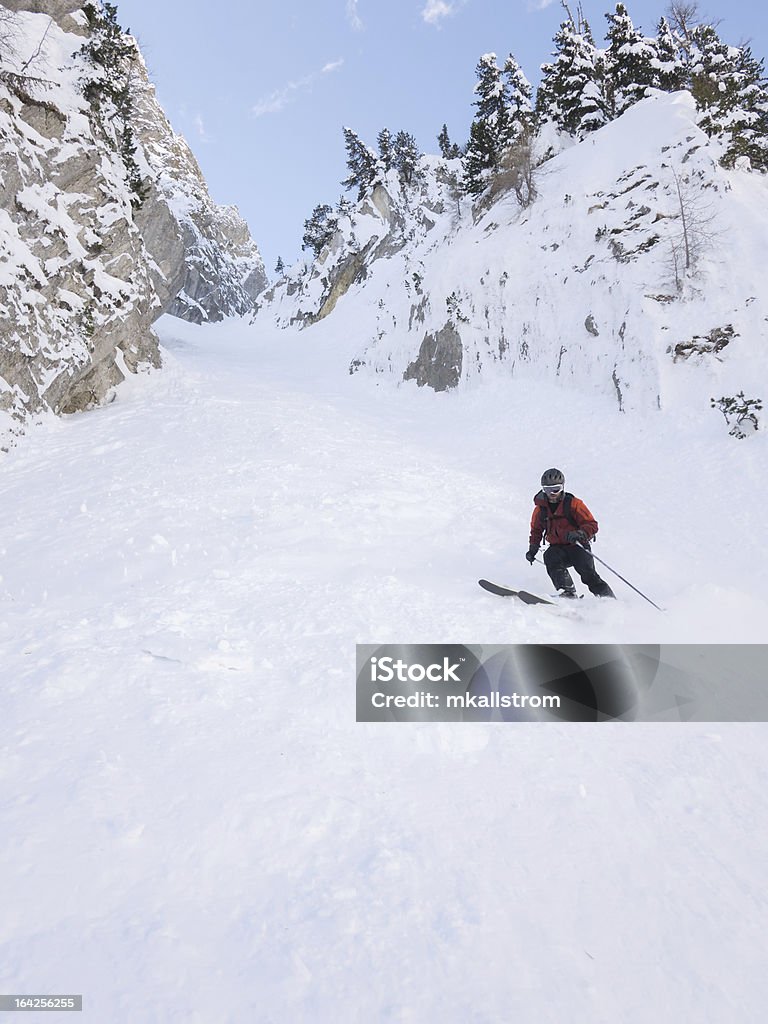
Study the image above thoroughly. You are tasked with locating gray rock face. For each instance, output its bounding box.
[255,160,466,389]
[2,0,79,13]
[0,5,267,447]
[165,203,267,324]
[307,241,375,325]
[0,9,167,448]
[403,324,463,392]
[2,0,82,30]
[131,60,267,324]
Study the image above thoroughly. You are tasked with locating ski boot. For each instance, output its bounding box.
[588,578,616,599]
[552,568,578,599]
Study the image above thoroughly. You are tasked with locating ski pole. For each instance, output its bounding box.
[533,550,664,612]
[579,544,665,612]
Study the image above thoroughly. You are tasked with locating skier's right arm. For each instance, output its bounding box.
[529,506,544,548]
[526,507,543,562]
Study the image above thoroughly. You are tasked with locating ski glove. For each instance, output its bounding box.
[567,530,588,545]
[525,546,539,564]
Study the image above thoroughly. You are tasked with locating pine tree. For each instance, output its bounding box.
[690,27,768,170]
[341,127,379,199]
[274,256,285,276]
[462,118,497,195]
[688,25,733,111]
[465,53,509,177]
[302,204,338,258]
[605,3,659,116]
[463,51,533,194]
[377,128,393,172]
[722,46,768,170]
[118,119,148,208]
[536,16,607,138]
[81,1,134,110]
[336,196,354,219]
[392,130,423,187]
[502,54,534,139]
[653,16,686,92]
[438,123,462,159]
[472,53,509,144]
[80,1,146,208]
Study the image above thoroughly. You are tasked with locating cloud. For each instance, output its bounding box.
[346,0,363,30]
[193,114,211,143]
[528,0,557,8]
[252,59,344,118]
[421,1,465,26]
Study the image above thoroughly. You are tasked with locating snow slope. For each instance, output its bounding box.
[1,315,767,1022]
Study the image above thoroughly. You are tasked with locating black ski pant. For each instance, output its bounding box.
[543,544,614,597]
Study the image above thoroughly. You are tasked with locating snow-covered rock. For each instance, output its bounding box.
[2,0,82,31]
[258,92,768,418]
[131,52,267,325]
[0,3,266,449]
[0,6,164,448]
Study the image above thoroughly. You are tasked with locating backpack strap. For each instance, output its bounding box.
[540,492,579,542]
[538,504,549,539]
[562,492,579,529]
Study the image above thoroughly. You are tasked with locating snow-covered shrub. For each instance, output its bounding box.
[710,392,762,438]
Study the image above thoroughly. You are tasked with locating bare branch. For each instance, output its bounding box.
[666,1,701,43]
[18,16,54,76]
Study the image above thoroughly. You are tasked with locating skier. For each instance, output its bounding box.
[526,468,615,598]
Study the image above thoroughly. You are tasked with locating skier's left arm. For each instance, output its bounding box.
[571,498,599,542]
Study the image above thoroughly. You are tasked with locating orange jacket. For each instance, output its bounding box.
[529,491,599,547]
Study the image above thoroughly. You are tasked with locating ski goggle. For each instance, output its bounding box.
[542,484,564,496]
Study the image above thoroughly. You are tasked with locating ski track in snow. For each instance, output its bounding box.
[1,317,767,1022]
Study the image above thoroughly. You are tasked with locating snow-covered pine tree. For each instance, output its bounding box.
[341,127,379,200]
[690,27,768,170]
[472,53,509,144]
[336,196,354,219]
[502,54,534,139]
[377,128,394,173]
[463,51,533,194]
[604,2,659,116]
[81,1,134,109]
[720,46,768,170]
[302,203,338,258]
[536,15,607,138]
[653,16,686,92]
[462,119,497,195]
[80,1,146,208]
[392,131,423,187]
[688,25,734,111]
[461,53,509,192]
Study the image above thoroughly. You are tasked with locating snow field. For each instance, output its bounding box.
[1,315,767,1021]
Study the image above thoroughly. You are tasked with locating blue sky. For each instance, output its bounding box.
[115,0,768,274]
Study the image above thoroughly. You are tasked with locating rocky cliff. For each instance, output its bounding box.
[0,1,266,449]
[130,54,266,325]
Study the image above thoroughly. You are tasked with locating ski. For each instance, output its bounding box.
[477,580,555,605]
